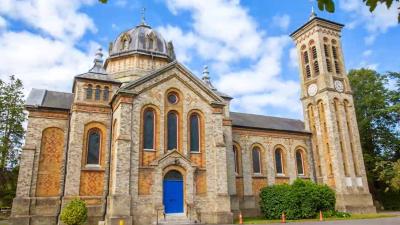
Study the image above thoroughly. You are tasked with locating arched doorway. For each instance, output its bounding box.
[163,170,184,214]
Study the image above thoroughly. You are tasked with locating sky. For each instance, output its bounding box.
[0,0,399,120]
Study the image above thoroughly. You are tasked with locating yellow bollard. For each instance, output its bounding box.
[119,219,125,225]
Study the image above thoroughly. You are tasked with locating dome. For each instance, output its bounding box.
[109,23,175,60]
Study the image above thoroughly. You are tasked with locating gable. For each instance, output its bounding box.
[120,61,225,105]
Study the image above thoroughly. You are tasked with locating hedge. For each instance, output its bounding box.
[60,199,88,225]
[259,179,335,220]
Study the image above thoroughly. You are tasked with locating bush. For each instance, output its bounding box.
[60,199,88,225]
[259,179,336,220]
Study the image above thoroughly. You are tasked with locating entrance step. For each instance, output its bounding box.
[158,213,195,224]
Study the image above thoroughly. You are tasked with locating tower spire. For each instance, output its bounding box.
[89,48,106,74]
[202,66,217,91]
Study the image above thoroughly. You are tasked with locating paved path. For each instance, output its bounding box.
[222,216,400,225]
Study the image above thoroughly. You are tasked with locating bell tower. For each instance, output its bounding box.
[290,11,376,213]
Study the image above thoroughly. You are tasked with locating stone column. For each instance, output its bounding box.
[105,94,134,225]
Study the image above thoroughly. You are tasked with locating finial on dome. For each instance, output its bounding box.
[89,48,106,74]
[202,66,216,91]
[309,6,317,20]
[140,7,147,25]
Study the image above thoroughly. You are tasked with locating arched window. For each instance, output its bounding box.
[143,108,155,150]
[167,111,178,150]
[252,147,261,174]
[87,129,101,165]
[189,113,200,152]
[233,145,240,174]
[95,85,101,100]
[275,148,284,175]
[296,150,305,175]
[103,86,109,101]
[86,84,93,99]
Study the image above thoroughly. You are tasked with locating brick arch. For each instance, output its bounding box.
[36,127,65,197]
[187,109,205,167]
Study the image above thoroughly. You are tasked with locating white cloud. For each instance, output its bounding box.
[272,14,291,31]
[362,49,372,57]
[161,0,301,118]
[339,0,399,45]
[0,0,100,96]
[0,16,6,30]
[0,0,97,42]
[115,0,128,7]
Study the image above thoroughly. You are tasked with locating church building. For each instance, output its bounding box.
[11,11,376,225]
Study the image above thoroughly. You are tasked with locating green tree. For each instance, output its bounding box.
[348,69,400,199]
[0,75,25,169]
[0,75,25,207]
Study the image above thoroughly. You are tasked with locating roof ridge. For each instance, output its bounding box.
[230,111,302,122]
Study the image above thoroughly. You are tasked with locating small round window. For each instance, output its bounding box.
[167,92,178,104]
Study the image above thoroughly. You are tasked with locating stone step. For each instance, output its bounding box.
[157,213,195,225]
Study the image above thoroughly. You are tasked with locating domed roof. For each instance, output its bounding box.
[109,22,175,60]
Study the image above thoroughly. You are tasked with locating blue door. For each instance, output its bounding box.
[163,170,184,214]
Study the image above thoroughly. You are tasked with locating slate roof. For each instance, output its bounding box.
[230,112,309,134]
[26,89,73,110]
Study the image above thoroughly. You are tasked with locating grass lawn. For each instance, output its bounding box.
[237,213,398,224]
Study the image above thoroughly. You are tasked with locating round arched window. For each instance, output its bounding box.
[167,92,178,104]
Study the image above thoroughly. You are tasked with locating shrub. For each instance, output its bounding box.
[259,179,336,220]
[60,199,88,225]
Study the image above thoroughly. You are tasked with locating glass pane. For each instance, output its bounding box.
[252,148,261,173]
[87,130,100,164]
[95,87,101,100]
[275,150,283,174]
[164,170,183,180]
[296,151,304,175]
[86,86,92,99]
[103,87,109,101]
[233,146,239,173]
[143,110,154,149]
[167,112,178,150]
[190,114,199,152]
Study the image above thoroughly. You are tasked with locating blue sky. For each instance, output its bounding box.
[0,0,399,120]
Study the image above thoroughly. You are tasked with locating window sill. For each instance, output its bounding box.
[252,175,267,178]
[82,165,105,172]
[143,149,157,152]
[190,151,201,154]
[275,175,289,179]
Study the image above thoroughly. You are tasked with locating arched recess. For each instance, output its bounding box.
[233,142,244,198]
[250,143,267,198]
[80,121,107,197]
[36,127,65,197]
[294,146,308,176]
[187,109,205,167]
[307,103,322,176]
[344,99,360,176]
[140,104,160,166]
[334,98,349,176]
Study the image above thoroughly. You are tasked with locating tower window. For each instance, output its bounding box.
[332,46,338,59]
[103,87,109,101]
[324,44,330,57]
[86,84,93,99]
[311,46,317,59]
[95,85,101,100]
[314,61,320,75]
[306,65,311,79]
[303,51,309,64]
[335,61,341,74]
[326,59,332,72]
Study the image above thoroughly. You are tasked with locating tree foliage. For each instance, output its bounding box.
[348,69,400,206]
[0,75,25,207]
[0,75,25,169]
